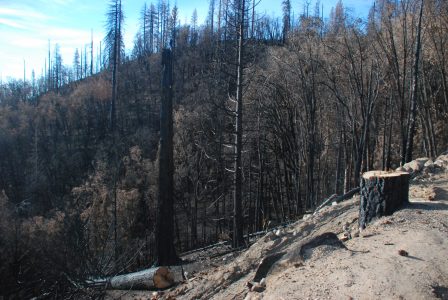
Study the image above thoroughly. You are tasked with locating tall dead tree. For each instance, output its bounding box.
[282,0,291,44]
[233,0,246,249]
[155,48,178,265]
[90,29,94,76]
[104,0,124,272]
[105,0,124,132]
[405,0,424,163]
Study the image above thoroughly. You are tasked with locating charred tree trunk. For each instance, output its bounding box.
[405,0,424,163]
[110,0,121,132]
[155,49,178,266]
[233,0,246,249]
[359,171,409,229]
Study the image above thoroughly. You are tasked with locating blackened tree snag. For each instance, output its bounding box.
[359,171,409,229]
[232,0,246,249]
[405,0,424,163]
[156,49,178,265]
[105,0,124,132]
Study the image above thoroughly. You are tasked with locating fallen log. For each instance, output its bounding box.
[359,171,409,229]
[107,267,174,290]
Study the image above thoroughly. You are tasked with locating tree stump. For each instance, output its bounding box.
[359,171,409,229]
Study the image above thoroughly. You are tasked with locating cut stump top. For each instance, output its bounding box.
[362,171,409,179]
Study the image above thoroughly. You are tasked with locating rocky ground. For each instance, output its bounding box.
[107,154,448,300]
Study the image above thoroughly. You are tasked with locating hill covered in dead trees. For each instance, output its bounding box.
[1,0,448,298]
[156,155,448,300]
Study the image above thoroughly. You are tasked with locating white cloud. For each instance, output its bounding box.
[0,17,27,29]
[10,37,48,48]
[0,7,50,21]
[40,0,74,6]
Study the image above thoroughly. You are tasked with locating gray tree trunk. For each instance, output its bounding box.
[233,0,245,249]
[405,0,424,163]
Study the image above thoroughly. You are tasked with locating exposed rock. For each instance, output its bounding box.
[423,159,435,173]
[403,158,428,173]
[438,154,448,161]
[424,159,434,168]
[275,229,284,237]
[434,160,446,169]
[434,154,448,169]
[303,214,312,221]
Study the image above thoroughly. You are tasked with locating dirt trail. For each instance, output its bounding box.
[107,170,448,300]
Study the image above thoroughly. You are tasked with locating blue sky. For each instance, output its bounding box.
[0,0,374,80]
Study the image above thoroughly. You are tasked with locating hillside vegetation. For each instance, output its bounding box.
[0,0,448,298]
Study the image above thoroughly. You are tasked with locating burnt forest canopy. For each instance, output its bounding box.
[1,0,447,298]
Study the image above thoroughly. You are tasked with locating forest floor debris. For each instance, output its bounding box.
[107,163,448,300]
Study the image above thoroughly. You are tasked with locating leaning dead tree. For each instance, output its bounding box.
[359,171,409,229]
[314,187,361,214]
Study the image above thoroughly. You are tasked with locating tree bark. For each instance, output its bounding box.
[359,171,409,229]
[232,0,245,249]
[405,0,424,163]
[155,49,178,265]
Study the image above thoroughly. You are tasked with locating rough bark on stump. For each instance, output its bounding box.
[108,267,174,290]
[359,171,409,229]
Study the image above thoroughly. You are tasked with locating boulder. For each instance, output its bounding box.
[303,214,312,221]
[423,159,435,173]
[403,158,429,173]
[434,154,448,169]
[424,159,434,167]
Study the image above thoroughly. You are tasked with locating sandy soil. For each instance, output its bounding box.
[107,171,448,300]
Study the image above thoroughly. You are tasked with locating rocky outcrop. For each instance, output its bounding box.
[397,153,448,176]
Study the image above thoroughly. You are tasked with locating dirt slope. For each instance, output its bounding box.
[108,166,448,300]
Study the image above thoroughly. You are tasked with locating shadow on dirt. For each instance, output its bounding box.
[404,201,448,211]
